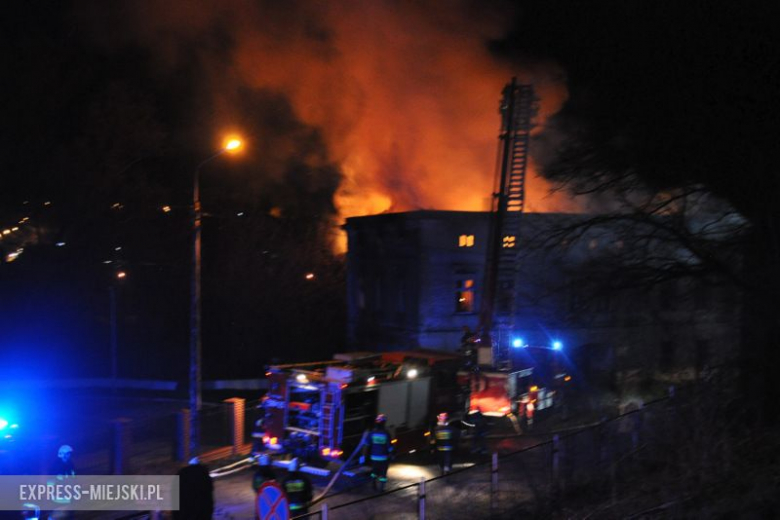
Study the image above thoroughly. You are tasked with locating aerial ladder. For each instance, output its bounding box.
[478,78,538,369]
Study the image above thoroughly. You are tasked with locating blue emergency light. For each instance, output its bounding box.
[552,341,563,351]
[512,338,525,348]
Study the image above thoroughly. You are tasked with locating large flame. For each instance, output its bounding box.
[88,1,574,251]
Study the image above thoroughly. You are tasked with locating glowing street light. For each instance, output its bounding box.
[224,137,243,152]
[190,134,245,457]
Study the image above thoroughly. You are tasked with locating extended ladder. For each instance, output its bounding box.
[481,78,537,367]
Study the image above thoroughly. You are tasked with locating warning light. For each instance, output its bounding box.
[269,437,278,445]
[530,385,539,392]
[552,341,563,350]
[564,375,572,382]
[512,338,525,348]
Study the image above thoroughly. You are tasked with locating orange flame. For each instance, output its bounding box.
[101,2,575,252]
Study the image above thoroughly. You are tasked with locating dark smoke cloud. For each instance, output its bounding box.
[77,0,573,250]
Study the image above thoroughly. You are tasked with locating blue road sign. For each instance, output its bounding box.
[256,481,289,520]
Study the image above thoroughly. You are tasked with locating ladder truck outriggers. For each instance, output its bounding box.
[457,78,571,425]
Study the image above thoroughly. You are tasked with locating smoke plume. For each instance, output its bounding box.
[80,0,572,249]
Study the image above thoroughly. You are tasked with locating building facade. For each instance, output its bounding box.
[344,210,741,391]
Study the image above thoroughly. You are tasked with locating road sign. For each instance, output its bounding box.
[256,481,289,520]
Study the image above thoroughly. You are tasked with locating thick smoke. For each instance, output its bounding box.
[80,0,573,249]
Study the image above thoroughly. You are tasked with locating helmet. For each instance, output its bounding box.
[258,453,270,467]
[288,458,300,472]
[375,414,387,425]
[58,445,73,458]
[437,413,448,425]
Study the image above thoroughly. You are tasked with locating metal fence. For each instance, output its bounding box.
[294,392,675,520]
[61,396,253,476]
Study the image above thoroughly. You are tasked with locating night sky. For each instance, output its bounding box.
[1,1,778,385]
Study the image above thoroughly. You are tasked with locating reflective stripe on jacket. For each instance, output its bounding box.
[282,472,312,510]
[369,429,391,461]
[435,426,455,451]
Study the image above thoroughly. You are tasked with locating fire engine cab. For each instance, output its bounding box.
[257,350,464,464]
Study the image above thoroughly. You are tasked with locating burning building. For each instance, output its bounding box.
[344,210,742,392]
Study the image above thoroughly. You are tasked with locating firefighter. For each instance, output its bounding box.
[434,413,456,475]
[366,414,392,491]
[525,400,535,430]
[51,445,76,477]
[252,453,276,493]
[45,445,76,520]
[282,458,313,516]
[173,457,214,520]
[469,408,489,455]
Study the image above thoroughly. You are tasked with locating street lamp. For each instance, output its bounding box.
[190,136,243,457]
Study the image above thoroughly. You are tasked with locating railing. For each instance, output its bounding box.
[292,391,676,519]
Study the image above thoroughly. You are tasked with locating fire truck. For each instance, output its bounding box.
[457,341,571,422]
[257,350,464,464]
[454,79,573,424]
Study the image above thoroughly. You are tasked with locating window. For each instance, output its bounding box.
[502,235,516,248]
[458,234,475,247]
[455,279,475,313]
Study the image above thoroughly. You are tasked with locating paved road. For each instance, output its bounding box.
[212,433,546,520]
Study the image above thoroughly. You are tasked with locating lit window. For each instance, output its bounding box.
[455,279,475,313]
[502,235,516,248]
[458,234,475,247]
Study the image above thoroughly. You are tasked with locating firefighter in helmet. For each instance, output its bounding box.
[434,413,457,475]
[366,414,392,491]
[281,458,313,515]
[251,453,276,493]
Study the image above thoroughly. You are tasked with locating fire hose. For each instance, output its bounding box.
[310,430,369,505]
[209,456,255,478]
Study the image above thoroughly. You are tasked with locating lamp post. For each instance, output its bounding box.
[190,137,243,458]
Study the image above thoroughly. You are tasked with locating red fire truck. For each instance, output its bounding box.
[257,350,464,464]
[458,344,571,422]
